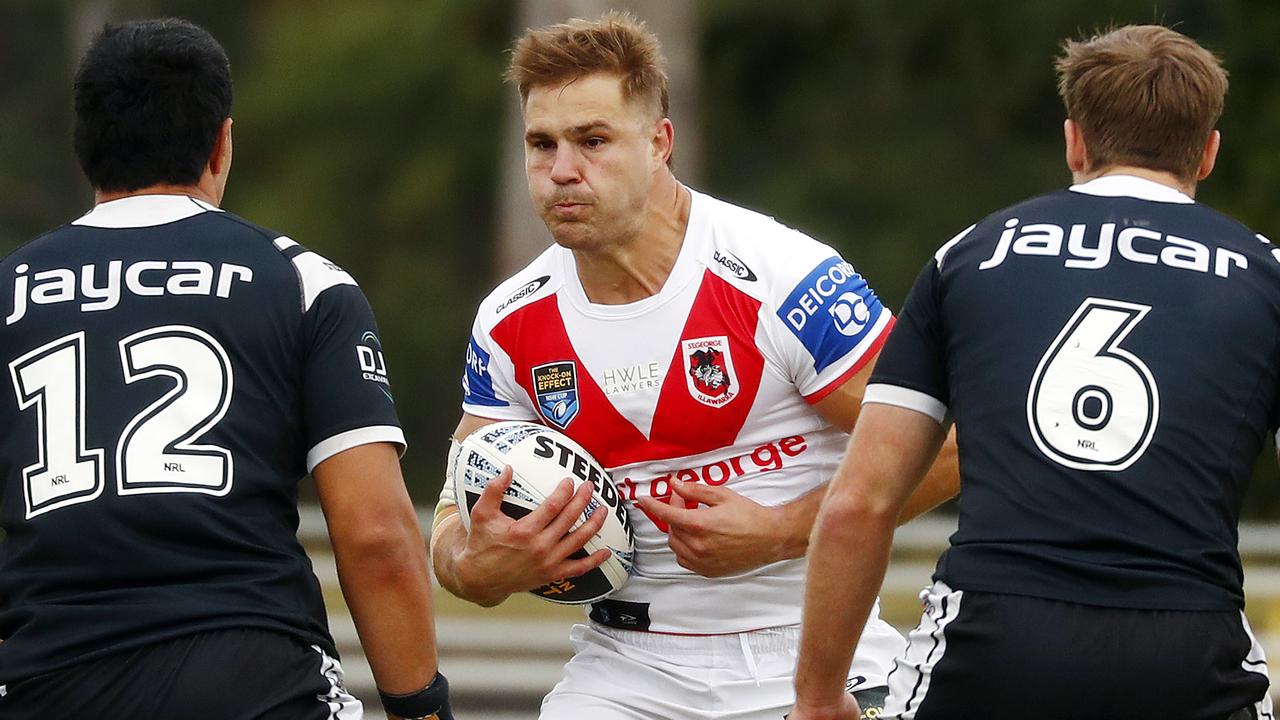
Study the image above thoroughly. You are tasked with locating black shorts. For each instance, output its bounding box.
[884,582,1273,720]
[0,627,362,719]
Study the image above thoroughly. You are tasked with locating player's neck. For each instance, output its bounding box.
[572,178,691,305]
[1075,166,1198,199]
[94,176,223,207]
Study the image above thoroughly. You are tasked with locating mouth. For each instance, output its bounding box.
[550,201,591,217]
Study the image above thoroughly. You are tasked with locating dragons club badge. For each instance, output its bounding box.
[682,336,738,407]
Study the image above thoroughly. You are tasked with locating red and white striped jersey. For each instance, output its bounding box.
[449,188,894,633]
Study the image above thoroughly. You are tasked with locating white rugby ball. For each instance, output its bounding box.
[450,420,634,604]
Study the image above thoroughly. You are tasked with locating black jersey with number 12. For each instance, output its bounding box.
[0,195,404,684]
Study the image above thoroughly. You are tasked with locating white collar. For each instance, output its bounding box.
[72,194,223,228]
[1068,174,1194,204]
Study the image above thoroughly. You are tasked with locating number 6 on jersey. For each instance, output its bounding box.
[1027,297,1159,471]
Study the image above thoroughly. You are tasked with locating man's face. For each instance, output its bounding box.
[523,73,662,251]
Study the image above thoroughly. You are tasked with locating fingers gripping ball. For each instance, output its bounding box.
[450,421,635,604]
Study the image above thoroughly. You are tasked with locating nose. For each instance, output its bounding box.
[550,145,580,185]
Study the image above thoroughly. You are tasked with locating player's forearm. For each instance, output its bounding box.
[430,514,510,607]
[795,494,896,708]
[897,426,959,525]
[773,483,828,561]
[332,518,439,696]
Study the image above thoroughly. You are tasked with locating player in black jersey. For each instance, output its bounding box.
[793,25,1275,720]
[0,19,451,720]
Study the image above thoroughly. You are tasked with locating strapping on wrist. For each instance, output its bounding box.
[378,671,452,720]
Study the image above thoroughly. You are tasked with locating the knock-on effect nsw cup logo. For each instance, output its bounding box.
[532,361,580,429]
[682,336,738,407]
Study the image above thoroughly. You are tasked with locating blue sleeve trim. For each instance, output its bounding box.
[777,256,887,373]
[462,335,509,408]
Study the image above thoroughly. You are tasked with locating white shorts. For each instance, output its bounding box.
[540,612,904,720]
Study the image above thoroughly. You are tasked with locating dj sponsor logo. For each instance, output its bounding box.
[619,435,809,532]
[356,331,392,399]
[712,249,757,281]
[532,361,580,429]
[495,275,550,314]
[682,336,738,407]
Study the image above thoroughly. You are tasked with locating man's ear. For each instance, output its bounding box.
[1064,118,1088,174]
[1196,129,1220,182]
[209,117,233,178]
[653,117,674,168]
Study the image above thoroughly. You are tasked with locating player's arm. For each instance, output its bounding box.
[314,442,450,720]
[812,350,959,524]
[791,403,947,720]
[431,413,611,607]
[638,350,958,578]
[635,358,880,578]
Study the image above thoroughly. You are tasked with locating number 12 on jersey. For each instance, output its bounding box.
[9,326,234,519]
[1027,297,1160,471]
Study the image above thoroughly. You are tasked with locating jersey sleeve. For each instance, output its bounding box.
[460,315,537,421]
[766,253,894,402]
[299,282,406,472]
[863,258,950,424]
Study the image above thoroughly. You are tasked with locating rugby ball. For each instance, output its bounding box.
[449,421,634,604]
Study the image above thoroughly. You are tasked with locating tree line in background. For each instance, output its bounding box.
[3,0,1279,514]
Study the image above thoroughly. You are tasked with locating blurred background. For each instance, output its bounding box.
[4,0,1280,717]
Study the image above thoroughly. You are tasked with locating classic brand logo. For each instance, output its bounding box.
[682,336,738,408]
[496,275,551,313]
[712,250,757,281]
[532,361,579,429]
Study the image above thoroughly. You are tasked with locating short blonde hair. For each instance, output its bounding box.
[1056,25,1228,182]
[506,10,669,119]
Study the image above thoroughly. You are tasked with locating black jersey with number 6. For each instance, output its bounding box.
[0,195,404,685]
[866,175,1280,611]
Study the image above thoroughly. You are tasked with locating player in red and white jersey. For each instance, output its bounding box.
[431,13,958,720]
[454,186,898,630]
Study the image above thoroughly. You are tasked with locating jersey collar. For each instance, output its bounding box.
[72,194,223,228]
[1068,174,1194,204]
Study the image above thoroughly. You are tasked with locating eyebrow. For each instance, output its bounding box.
[525,120,614,143]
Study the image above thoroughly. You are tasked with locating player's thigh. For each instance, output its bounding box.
[0,627,361,720]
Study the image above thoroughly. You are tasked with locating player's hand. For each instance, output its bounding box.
[787,693,862,720]
[637,480,786,577]
[455,466,611,606]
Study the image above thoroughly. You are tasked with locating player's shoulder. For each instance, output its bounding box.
[927,185,1105,273]
[688,188,857,301]
[177,207,367,315]
[473,244,566,329]
[1188,200,1274,252]
[264,234,366,314]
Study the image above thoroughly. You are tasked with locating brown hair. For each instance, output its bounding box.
[506,11,670,119]
[1055,25,1228,182]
